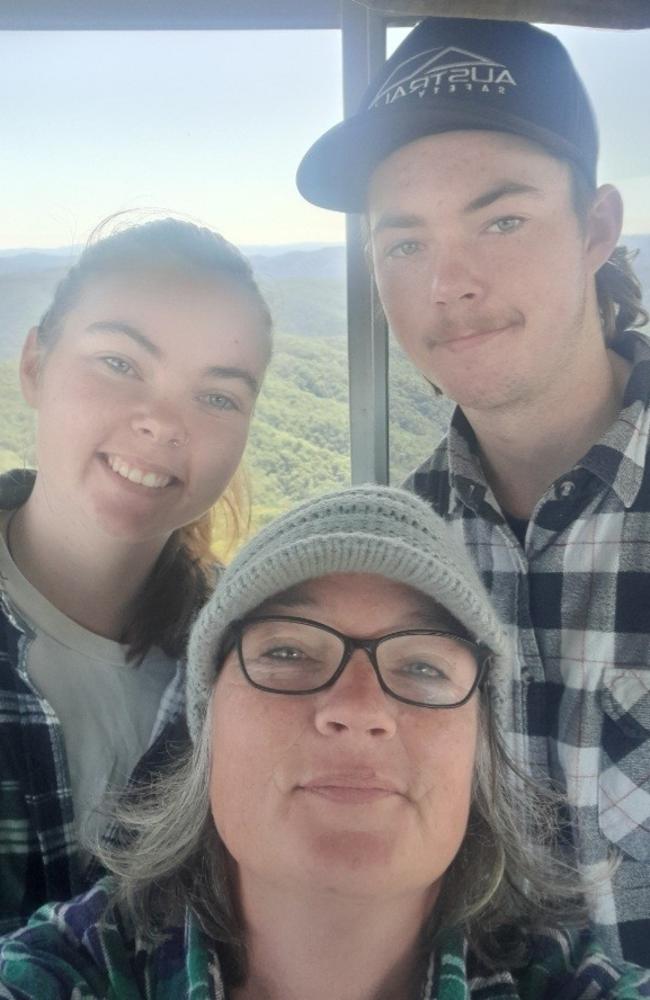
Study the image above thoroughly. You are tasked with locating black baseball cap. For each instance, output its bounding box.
[297,17,598,212]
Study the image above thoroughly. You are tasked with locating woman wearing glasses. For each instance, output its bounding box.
[1,486,649,998]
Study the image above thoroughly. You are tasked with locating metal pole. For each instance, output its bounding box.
[340,0,389,484]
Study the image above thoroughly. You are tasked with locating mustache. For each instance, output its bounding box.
[425,310,524,345]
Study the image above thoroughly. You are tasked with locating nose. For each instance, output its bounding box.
[131,401,189,448]
[429,244,484,306]
[313,650,397,739]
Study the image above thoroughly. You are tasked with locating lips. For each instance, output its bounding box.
[299,771,404,803]
[432,324,512,353]
[425,312,523,354]
[301,786,400,804]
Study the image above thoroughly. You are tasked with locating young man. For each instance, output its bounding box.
[297,17,649,966]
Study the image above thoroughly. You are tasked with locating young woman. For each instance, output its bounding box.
[1,486,648,998]
[0,217,272,932]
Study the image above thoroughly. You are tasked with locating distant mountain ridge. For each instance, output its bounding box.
[0,244,348,359]
[0,237,647,362]
[0,242,340,266]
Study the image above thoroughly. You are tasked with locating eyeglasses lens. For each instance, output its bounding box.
[376,632,477,705]
[240,620,479,707]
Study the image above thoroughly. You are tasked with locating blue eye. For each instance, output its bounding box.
[262,645,304,661]
[398,660,447,680]
[200,393,238,411]
[102,356,134,375]
[387,240,422,258]
[487,216,524,234]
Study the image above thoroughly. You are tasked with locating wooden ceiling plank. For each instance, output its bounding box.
[355,0,650,29]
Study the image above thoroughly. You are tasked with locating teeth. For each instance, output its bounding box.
[107,456,172,489]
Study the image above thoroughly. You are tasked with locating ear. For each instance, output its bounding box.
[584,184,624,275]
[363,235,375,277]
[19,328,44,409]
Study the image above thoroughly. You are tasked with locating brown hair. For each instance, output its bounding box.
[36,215,272,660]
[570,169,648,341]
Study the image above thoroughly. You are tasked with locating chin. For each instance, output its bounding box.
[436,375,522,412]
[298,838,442,904]
[304,829,403,882]
[90,507,173,547]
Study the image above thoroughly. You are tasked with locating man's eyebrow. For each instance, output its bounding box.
[464,181,543,214]
[204,366,260,397]
[371,212,426,237]
[371,181,542,235]
[85,321,161,357]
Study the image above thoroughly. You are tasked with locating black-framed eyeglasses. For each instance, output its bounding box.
[228,615,492,709]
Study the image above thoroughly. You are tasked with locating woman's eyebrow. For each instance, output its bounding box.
[404,596,469,635]
[85,323,259,395]
[85,320,160,357]
[409,610,466,633]
[203,366,260,397]
[255,586,318,614]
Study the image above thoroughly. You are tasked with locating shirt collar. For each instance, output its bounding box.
[0,468,36,510]
[446,409,500,517]
[579,330,650,508]
[184,908,228,997]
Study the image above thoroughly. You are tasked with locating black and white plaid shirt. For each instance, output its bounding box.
[406,331,650,968]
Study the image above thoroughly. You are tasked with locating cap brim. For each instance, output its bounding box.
[297,100,592,213]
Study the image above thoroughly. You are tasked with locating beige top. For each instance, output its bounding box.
[0,509,176,856]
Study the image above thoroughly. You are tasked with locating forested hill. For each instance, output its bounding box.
[1,237,647,535]
[0,336,448,536]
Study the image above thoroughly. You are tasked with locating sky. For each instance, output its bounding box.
[0,23,648,250]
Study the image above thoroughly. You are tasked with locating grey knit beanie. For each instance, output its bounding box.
[186,485,509,742]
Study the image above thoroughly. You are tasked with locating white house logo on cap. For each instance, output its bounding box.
[369,46,517,108]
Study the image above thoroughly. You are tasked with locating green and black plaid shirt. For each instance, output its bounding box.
[1,879,649,999]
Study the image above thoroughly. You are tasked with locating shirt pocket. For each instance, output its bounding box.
[598,668,650,862]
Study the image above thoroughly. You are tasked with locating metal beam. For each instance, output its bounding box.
[0,0,342,30]
[341,1,389,485]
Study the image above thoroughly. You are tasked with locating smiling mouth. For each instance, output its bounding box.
[427,317,519,353]
[104,454,177,490]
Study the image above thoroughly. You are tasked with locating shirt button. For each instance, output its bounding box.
[556,479,576,500]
